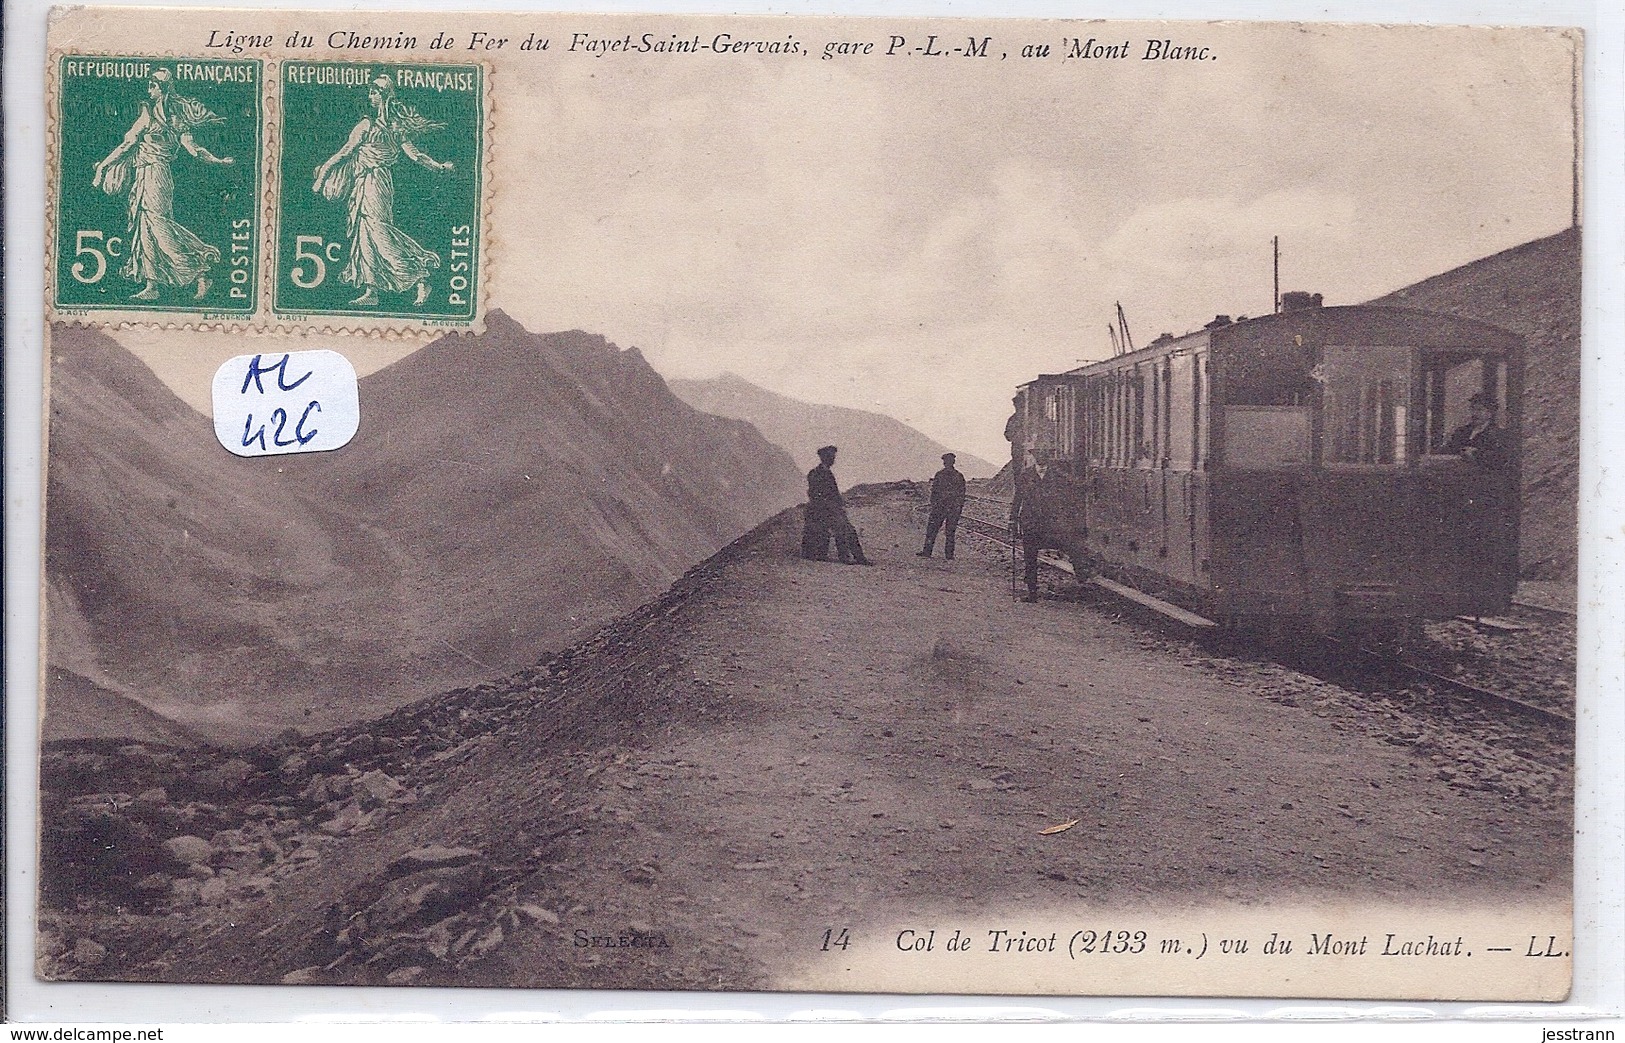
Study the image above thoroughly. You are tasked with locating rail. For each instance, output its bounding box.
[1331,639,1575,728]
[1508,598,1578,620]
[925,496,1574,727]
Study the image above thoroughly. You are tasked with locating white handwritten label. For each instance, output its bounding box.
[211,350,360,457]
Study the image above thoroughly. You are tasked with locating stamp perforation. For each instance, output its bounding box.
[44,48,492,337]
[46,51,267,328]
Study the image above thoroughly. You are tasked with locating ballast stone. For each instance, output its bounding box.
[163,835,214,865]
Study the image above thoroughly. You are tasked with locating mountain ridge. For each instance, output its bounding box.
[44,312,803,744]
[669,372,997,485]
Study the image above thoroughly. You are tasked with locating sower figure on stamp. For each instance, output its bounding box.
[93,68,234,302]
[802,445,873,566]
[313,75,454,307]
[917,452,967,559]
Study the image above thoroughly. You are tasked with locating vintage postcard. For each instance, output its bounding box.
[35,8,1580,1002]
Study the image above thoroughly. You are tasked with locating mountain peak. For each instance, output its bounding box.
[44,316,803,743]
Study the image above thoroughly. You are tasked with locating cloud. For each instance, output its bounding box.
[1091,189,1361,338]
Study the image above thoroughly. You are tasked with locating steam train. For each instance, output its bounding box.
[1011,298,1522,630]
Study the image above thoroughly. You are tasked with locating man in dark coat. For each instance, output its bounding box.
[1005,393,1024,461]
[1444,392,1513,607]
[1010,450,1059,602]
[1444,392,1509,471]
[802,445,873,565]
[917,452,967,559]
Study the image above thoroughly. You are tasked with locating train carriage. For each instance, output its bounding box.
[1014,301,1523,629]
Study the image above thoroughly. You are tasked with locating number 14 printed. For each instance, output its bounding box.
[273,61,482,322]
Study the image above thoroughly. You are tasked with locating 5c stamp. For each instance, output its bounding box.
[51,56,262,319]
[273,61,485,326]
[47,54,488,331]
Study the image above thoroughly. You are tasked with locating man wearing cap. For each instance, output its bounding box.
[1445,392,1508,470]
[917,452,968,559]
[802,445,873,565]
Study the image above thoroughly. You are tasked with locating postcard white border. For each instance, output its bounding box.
[4,0,1621,1030]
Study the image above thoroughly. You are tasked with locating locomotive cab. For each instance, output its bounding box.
[1216,313,1521,625]
[1018,305,1523,631]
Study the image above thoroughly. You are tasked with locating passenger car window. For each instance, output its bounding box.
[1321,345,1411,466]
[1167,355,1194,468]
[1224,406,1310,468]
[1423,356,1505,454]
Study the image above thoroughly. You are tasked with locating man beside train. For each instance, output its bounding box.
[1004,395,1024,472]
[1010,449,1065,602]
[917,452,967,559]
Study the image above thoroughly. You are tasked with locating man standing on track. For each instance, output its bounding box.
[917,452,967,559]
[802,445,873,566]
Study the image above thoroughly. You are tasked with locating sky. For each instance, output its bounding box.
[117,16,1578,464]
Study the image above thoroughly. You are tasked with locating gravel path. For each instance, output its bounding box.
[483,491,1573,991]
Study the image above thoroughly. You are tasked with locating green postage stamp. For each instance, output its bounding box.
[51,56,263,320]
[273,61,485,326]
[47,55,487,331]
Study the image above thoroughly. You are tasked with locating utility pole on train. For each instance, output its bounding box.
[1273,235,1281,313]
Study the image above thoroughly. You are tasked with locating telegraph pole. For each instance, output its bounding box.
[1273,236,1281,313]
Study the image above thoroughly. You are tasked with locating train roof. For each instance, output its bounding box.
[1027,305,1522,386]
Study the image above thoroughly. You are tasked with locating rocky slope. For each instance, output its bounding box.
[43,314,803,744]
[669,372,997,484]
[1370,226,1580,579]
[38,509,796,986]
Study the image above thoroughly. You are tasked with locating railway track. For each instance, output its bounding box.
[955,512,1020,548]
[929,496,1576,729]
[1508,597,1578,621]
[954,497,1031,557]
[1328,639,1574,728]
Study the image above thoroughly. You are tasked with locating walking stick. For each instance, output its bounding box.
[1009,516,1019,600]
